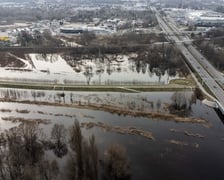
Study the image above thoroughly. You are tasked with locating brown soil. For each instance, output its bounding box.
[0,52,26,67]
[13,51,26,59]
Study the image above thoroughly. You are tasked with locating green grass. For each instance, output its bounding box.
[0,81,194,93]
[0,83,130,92]
[130,85,193,92]
[0,83,51,90]
[169,78,196,86]
[63,86,130,92]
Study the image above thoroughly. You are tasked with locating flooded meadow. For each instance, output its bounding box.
[0,48,222,179]
[0,89,223,180]
[0,52,180,85]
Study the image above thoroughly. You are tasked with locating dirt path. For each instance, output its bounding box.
[119,86,141,93]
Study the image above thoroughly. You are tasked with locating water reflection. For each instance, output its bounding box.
[0,91,223,179]
[0,53,180,85]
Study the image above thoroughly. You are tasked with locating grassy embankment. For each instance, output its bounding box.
[0,79,195,92]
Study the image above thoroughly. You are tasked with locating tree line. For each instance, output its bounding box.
[17,30,64,47]
[194,39,224,71]
[194,28,224,71]
[64,44,189,78]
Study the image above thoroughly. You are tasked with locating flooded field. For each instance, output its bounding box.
[0,89,223,179]
[0,53,179,85]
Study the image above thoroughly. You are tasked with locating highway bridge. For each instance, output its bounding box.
[153,7,224,115]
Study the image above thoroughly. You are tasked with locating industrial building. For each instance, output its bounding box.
[193,16,224,27]
[187,10,224,27]
[60,26,112,34]
[60,28,84,34]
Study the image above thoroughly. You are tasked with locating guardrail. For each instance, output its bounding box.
[215,100,224,114]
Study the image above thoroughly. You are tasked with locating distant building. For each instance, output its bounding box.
[60,26,111,34]
[194,16,224,27]
[187,10,224,27]
[60,28,84,34]
[166,8,224,27]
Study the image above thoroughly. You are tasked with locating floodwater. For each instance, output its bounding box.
[0,90,224,179]
[0,53,179,85]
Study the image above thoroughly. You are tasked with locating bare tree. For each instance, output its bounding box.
[51,124,68,158]
[171,92,188,110]
[18,122,44,165]
[194,87,204,100]
[5,128,27,180]
[22,165,36,180]
[156,99,161,111]
[0,123,43,180]
[39,159,59,180]
[89,135,98,180]
[169,92,192,116]
[67,120,99,180]
[69,120,84,179]
[102,143,131,180]
[0,123,60,180]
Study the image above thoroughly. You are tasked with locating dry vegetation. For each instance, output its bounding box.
[195,28,224,71]
[169,77,196,87]
[77,103,207,124]
[17,31,64,47]
[168,139,199,148]
[0,109,12,112]
[63,43,189,77]
[37,111,74,118]
[1,116,51,125]
[0,95,207,124]
[0,52,26,68]
[74,32,166,46]
[16,109,30,114]
[80,122,155,140]
[170,129,205,138]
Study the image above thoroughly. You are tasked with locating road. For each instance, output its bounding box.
[165,15,224,86]
[153,7,224,114]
